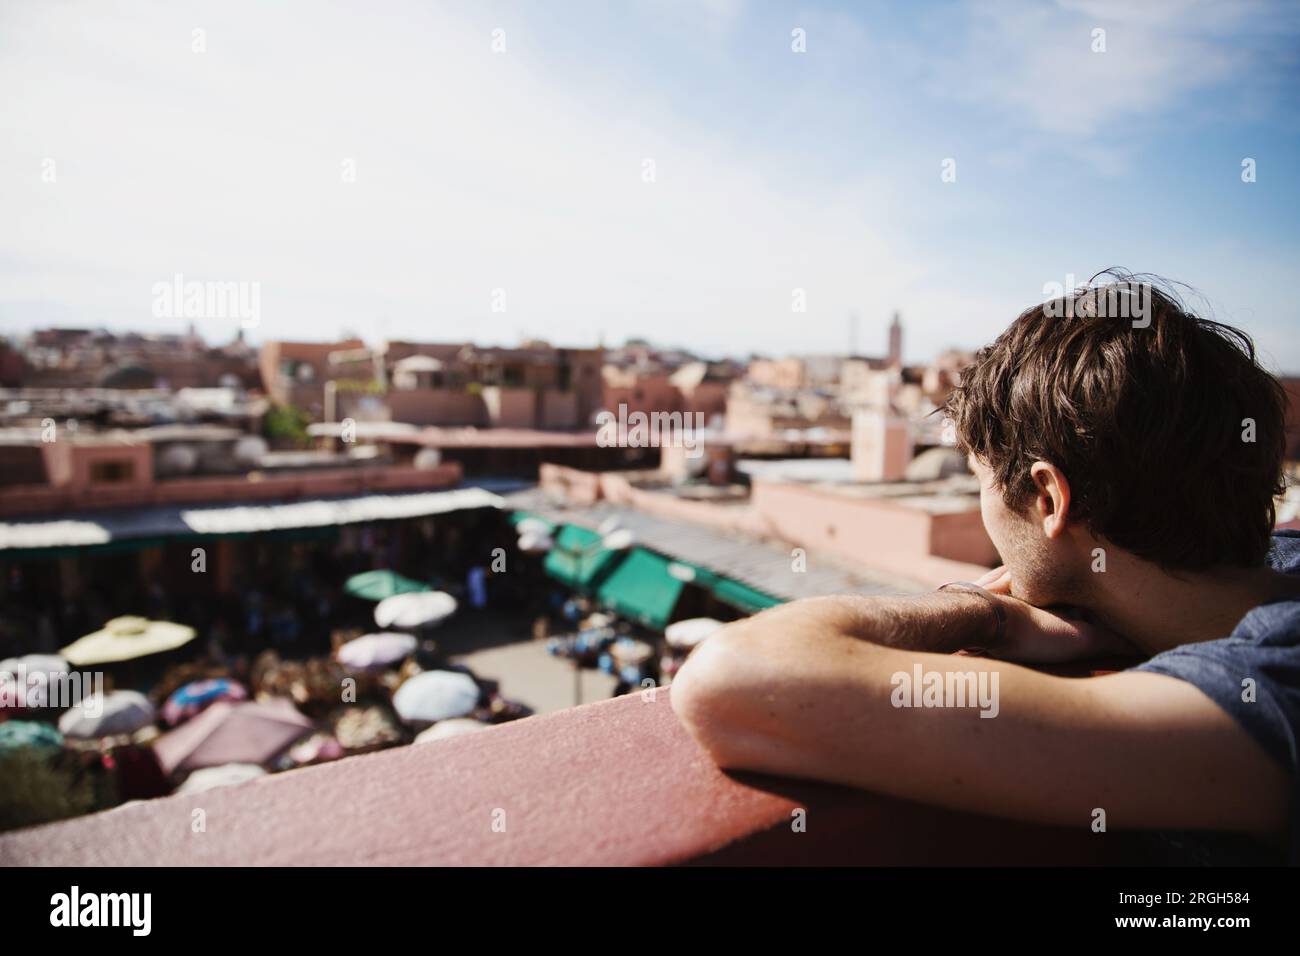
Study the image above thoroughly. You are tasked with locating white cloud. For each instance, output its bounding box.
[940,0,1244,140]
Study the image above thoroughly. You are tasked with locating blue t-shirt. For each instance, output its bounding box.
[1131,529,1300,864]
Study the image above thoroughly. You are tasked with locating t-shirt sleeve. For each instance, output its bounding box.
[1132,618,1300,864]
[1133,635,1300,776]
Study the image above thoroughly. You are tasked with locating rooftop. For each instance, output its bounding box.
[0,478,492,552]
[507,487,927,599]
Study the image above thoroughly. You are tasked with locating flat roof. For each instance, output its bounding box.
[505,488,927,599]
[0,486,503,552]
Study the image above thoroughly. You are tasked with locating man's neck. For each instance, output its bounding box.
[1082,550,1300,655]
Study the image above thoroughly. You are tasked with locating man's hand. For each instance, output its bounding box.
[973,565,1138,663]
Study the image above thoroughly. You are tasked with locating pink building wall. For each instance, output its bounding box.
[851,409,912,481]
[538,463,996,587]
[0,462,463,517]
[41,440,154,492]
[483,387,536,428]
[601,371,681,417]
[540,390,579,429]
[387,388,487,427]
[750,480,997,582]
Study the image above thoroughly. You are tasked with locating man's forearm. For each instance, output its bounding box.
[739,591,1001,654]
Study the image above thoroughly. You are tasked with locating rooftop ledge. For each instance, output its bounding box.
[0,689,1143,866]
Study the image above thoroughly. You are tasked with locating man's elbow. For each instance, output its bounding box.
[669,625,776,770]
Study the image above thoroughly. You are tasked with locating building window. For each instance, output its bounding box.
[90,460,134,483]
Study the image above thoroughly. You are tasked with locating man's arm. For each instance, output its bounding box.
[670,599,1290,838]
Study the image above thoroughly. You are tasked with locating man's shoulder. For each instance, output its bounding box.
[1267,529,1300,574]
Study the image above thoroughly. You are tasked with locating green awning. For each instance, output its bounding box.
[663,559,785,615]
[710,577,784,614]
[543,524,623,590]
[595,548,685,631]
[344,569,431,602]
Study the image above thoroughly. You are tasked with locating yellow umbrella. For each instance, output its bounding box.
[60,616,197,666]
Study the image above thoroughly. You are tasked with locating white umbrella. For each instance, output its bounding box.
[392,670,480,725]
[176,763,266,794]
[665,617,725,650]
[336,632,418,671]
[517,530,554,553]
[601,528,637,552]
[415,718,492,743]
[58,690,156,738]
[374,591,457,629]
[516,517,553,537]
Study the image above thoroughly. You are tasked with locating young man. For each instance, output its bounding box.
[671,274,1300,863]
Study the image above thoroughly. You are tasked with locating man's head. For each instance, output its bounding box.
[944,271,1288,605]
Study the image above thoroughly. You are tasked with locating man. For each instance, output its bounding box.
[671,273,1300,862]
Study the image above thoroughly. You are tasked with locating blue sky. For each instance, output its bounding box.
[2,0,1298,370]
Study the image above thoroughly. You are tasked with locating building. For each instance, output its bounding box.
[259,339,605,431]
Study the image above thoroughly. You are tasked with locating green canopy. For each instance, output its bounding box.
[543,525,624,591]
[595,548,685,631]
[662,560,785,615]
[344,570,431,602]
[710,577,784,614]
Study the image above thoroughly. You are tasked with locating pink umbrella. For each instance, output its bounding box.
[152,698,314,777]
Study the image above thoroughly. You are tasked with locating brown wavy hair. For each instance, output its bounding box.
[944,270,1287,570]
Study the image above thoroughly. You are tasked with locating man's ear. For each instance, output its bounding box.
[1028,461,1071,538]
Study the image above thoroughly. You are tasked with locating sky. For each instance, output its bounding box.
[2,0,1298,370]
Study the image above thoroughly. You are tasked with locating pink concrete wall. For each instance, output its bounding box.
[0,688,1142,865]
[852,409,912,481]
[41,441,154,491]
[483,386,535,429]
[39,441,74,487]
[682,380,728,419]
[749,480,991,585]
[601,373,682,417]
[0,463,463,517]
[387,388,486,427]
[540,389,579,429]
[929,509,1001,566]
